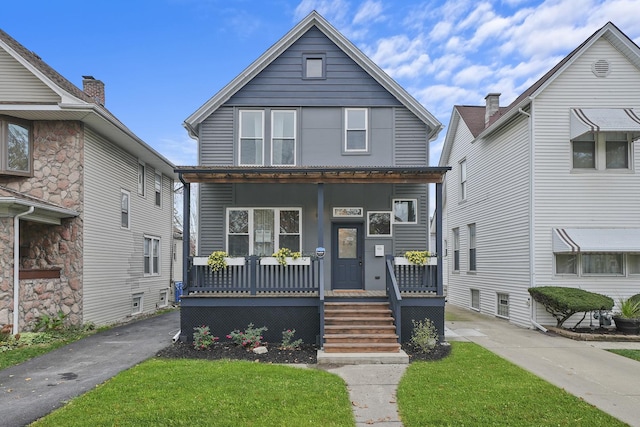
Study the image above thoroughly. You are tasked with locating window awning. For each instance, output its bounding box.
[570,108,640,140]
[553,228,640,253]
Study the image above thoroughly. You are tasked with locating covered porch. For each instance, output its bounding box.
[176,166,449,348]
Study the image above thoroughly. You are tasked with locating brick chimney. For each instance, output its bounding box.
[82,76,105,105]
[484,93,500,127]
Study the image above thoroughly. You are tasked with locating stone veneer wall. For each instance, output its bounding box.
[0,218,14,326]
[0,121,84,331]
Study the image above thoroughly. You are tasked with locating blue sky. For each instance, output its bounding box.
[2,0,640,167]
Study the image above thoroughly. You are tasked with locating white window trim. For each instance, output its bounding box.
[226,207,302,256]
[155,172,162,207]
[459,159,467,201]
[270,110,297,166]
[452,228,460,272]
[303,53,326,79]
[496,292,509,319]
[132,293,144,315]
[144,235,161,276]
[137,161,146,196]
[468,223,476,272]
[366,211,392,237]
[238,110,265,166]
[554,252,630,277]
[159,289,169,308]
[344,108,368,153]
[392,199,418,224]
[121,189,130,230]
[470,289,480,311]
[571,132,633,172]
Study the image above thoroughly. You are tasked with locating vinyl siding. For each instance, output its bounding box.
[84,128,173,325]
[200,107,234,166]
[394,107,428,166]
[0,48,59,103]
[393,184,428,254]
[227,27,401,107]
[198,183,232,254]
[444,114,532,327]
[530,38,640,326]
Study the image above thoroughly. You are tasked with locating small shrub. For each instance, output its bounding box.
[410,318,439,353]
[193,325,219,350]
[226,323,268,349]
[33,311,66,332]
[616,297,640,319]
[528,287,614,328]
[280,329,303,350]
[629,293,640,306]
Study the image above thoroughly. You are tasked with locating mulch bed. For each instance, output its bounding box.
[156,341,451,364]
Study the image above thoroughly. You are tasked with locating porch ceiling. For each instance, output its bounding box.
[175,166,450,184]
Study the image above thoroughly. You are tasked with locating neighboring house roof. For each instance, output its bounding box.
[439,21,640,167]
[183,11,442,143]
[0,185,78,224]
[0,29,176,178]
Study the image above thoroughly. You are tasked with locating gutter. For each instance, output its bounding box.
[13,206,34,334]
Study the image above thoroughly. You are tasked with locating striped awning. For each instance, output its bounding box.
[553,228,640,253]
[571,108,640,140]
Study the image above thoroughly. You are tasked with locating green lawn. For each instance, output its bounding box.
[397,342,626,427]
[607,348,640,362]
[32,359,354,427]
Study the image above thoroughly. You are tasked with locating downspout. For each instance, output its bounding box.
[518,107,541,332]
[13,206,34,334]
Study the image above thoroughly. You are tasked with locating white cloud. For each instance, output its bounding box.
[353,0,385,25]
[156,135,198,167]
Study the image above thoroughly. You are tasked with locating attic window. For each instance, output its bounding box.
[303,53,325,79]
[592,59,610,77]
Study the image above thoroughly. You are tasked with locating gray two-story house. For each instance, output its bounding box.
[176,11,449,355]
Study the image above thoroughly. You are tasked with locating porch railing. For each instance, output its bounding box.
[187,256,320,295]
[393,258,438,293]
[385,256,403,340]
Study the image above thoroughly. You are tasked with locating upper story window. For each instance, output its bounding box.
[155,172,162,207]
[459,159,467,201]
[345,108,368,153]
[572,132,631,171]
[271,110,296,166]
[239,110,264,165]
[303,53,325,79]
[393,199,417,224]
[138,161,145,196]
[121,189,130,229]
[144,235,161,276]
[0,116,32,176]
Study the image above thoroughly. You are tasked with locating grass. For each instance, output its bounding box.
[32,359,354,427]
[397,342,627,427]
[607,349,640,362]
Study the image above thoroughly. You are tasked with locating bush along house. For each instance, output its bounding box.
[176,11,450,357]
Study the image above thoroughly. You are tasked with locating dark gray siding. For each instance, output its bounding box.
[392,184,428,254]
[198,183,232,254]
[200,107,234,166]
[394,107,428,166]
[227,27,402,107]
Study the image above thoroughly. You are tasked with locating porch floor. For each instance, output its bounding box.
[183,290,439,298]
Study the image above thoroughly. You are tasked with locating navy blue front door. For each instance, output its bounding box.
[331,223,364,289]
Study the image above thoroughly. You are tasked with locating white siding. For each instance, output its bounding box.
[444,114,533,327]
[531,38,640,326]
[84,128,173,325]
[0,48,59,103]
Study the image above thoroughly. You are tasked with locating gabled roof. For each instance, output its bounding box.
[439,21,640,167]
[0,29,176,177]
[184,11,442,142]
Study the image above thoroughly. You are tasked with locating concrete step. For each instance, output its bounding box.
[317,349,409,364]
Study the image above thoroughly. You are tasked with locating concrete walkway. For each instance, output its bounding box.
[445,305,640,427]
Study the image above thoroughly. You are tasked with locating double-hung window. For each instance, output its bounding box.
[227,208,301,256]
[144,236,160,275]
[239,110,264,165]
[155,173,162,207]
[345,108,368,152]
[453,228,460,271]
[459,159,467,201]
[468,223,476,271]
[271,110,296,165]
[0,116,32,175]
[572,132,631,171]
[121,190,130,229]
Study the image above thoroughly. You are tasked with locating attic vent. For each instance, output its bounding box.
[592,59,610,77]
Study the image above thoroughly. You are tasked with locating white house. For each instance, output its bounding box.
[439,22,640,328]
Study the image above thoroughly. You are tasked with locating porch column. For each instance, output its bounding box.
[317,183,325,289]
[181,179,191,291]
[436,182,443,295]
